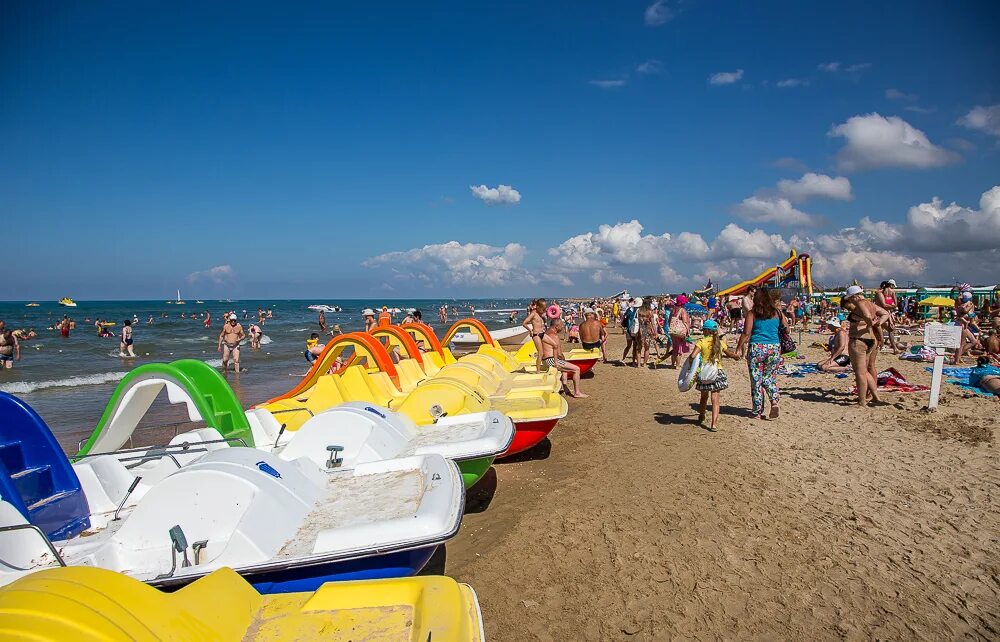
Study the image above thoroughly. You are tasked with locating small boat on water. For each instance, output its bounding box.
[24,302,39,307]
[451,324,529,352]
[0,565,485,641]
[308,304,342,313]
[57,298,76,307]
[0,388,466,594]
[174,289,185,305]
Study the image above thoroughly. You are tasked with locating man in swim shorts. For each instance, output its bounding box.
[217,313,245,373]
[540,319,587,398]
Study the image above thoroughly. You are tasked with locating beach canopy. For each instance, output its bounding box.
[684,302,708,314]
[918,296,955,307]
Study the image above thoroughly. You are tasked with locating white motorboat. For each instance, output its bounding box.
[451,324,529,350]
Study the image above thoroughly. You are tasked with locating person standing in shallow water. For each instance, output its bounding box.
[0,321,21,369]
[119,319,136,358]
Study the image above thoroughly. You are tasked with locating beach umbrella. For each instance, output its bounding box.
[918,296,955,307]
[684,302,708,314]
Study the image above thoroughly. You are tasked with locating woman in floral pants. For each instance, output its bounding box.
[736,289,784,419]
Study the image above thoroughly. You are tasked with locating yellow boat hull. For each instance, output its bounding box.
[0,566,484,642]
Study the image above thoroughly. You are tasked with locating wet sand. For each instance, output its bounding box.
[447,331,1000,640]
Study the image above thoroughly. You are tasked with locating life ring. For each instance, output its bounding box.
[678,353,701,392]
[546,304,562,319]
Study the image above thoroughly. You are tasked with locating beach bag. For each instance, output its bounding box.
[698,361,719,384]
[626,309,640,335]
[778,322,797,354]
[668,316,688,338]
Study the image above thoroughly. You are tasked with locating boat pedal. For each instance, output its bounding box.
[429,404,448,423]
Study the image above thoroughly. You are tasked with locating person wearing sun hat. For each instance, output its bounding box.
[818,316,851,373]
[840,284,889,405]
[362,308,377,333]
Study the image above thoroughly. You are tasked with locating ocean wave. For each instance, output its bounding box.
[0,371,129,395]
[291,328,310,332]
[260,335,273,345]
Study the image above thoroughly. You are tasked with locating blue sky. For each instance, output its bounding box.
[2,0,998,300]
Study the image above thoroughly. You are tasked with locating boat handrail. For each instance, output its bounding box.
[268,406,315,417]
[0,523,67,568]
[73,437,250,468]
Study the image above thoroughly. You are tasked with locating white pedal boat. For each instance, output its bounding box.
[0,447,463,594]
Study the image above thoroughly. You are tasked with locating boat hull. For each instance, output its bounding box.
[569,357,599,376]
[500,418,558,458]
[154,545,440,595]
[458,456,494,488]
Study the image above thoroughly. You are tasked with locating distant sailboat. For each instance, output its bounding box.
[175,289,185,305]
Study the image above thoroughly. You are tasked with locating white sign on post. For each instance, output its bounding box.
[923,323,962,349]
[923,322,961,409]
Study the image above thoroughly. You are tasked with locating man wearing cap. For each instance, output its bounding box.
[579,308,607,362]
[217,314,245,373]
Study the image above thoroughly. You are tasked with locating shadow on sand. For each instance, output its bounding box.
[464,467,498,514]
[495,437,552,464]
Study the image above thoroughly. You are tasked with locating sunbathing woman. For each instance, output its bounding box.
[840,285,889,406]
[817,318,851,373]
[970,356,1000,395]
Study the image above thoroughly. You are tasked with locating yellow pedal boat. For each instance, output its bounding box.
[258,332,566,457]
[0,566,484,641]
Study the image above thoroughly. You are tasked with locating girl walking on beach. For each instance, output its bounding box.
[736,288,783,419]
[637,298,656,367]
[687,319,738,431]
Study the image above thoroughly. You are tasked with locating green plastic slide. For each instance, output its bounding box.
[76,359,252,457]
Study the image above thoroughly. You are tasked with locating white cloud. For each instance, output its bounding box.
[589,79,627,89]
[711,224,790,259]
[776,173,853,202]
[735,196,818,226]
[776,78,807,88]
[708,69,744,85]
[644,0,672,26]
[860,185,1000,252]
[958,104,1000,139]
[593,270,641,285]
[844,62,872,73]
[636,59,662,74]
[363,241,535,287]
[904,105,935,114]
[818,61,840,72]
[885,88,917,101]
[186,265,234,284]
[829,113,960,171]
[469,184,521,205]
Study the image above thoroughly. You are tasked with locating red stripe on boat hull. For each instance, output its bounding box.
[500,418,559,458]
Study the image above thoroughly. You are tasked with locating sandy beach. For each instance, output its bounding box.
[445,331,1000,640]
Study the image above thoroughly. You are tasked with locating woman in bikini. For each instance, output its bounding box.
[874,280,901,353]
[522,299,547,371]
[840,285,889,406]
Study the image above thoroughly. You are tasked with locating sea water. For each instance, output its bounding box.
[0,298,529,440]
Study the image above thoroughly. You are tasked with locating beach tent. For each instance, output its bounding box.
[918,296,955,307]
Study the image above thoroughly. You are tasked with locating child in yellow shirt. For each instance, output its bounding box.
[688,320,738,431]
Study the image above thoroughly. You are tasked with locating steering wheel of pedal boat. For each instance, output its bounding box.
[371,325,424,365]
[442,318,497,348]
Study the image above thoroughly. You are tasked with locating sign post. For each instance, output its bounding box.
[923,322,962,409]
